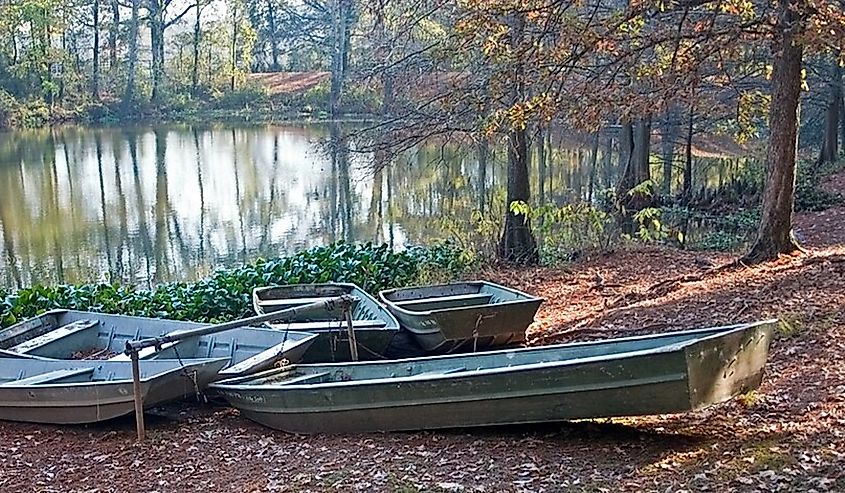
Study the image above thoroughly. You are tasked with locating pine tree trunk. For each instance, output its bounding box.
[742,0,805,263]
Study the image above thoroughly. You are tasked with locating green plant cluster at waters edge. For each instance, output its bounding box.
[0,242,476,330]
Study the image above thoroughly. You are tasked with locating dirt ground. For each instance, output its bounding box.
[1,175,844,492]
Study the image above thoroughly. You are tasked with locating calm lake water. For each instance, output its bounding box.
[0,123,748,288]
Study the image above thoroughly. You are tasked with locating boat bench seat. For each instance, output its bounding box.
[258,296,360,308]
[394,293,494,312]
[9,320,99,354]
[265,320,387,331]
[280,371,331,385]
[2,367,95,386]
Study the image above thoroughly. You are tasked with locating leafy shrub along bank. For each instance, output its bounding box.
[0,242,475,329]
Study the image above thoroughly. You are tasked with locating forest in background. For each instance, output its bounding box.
[1,0,844,267]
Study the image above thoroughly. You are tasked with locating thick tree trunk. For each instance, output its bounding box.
[149,0,164,102]
[617,116,652,209]
[498,13,538,265]
[123,0,139,106]
[92,0,100,100]
[742,1,805,263]
[818,59,842,165]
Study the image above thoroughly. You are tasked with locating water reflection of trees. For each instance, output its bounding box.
[0,125,752,287]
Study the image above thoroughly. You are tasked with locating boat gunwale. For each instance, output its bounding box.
[0,357,230,389]
[378,280,544,318]
[211,320,776,391]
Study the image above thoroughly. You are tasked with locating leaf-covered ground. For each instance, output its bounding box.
[1,175,844,492]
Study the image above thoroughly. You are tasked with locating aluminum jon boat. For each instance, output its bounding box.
[253,283,406,362]
[379,281,543,352]
[0,310,318,376]
[0,357,229,424]
[211,320,776,433]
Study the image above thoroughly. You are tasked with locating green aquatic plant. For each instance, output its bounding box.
[0,242,474,329]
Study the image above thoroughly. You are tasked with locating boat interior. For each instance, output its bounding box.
[381,282,531,313]
[5,310,312,365]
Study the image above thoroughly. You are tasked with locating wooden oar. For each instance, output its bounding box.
[125,294,356,441]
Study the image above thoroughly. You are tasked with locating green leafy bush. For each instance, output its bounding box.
[16,98,51,128]
[211,85,269,110]
[0,242,473,329]
[0,89,17,128]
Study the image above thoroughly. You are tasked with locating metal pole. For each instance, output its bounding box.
[130,350,145,442]
[344,307,359,361]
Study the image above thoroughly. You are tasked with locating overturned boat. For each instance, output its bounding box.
[0,357,229,424]
[211,320,776,433]
[379,281,543,352]
[0,310,318,376]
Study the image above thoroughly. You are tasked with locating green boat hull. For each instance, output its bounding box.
[379,281,543,352]
[0,358,229,424]
[212,320,775,433]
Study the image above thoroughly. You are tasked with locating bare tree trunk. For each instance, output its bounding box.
[267,0,279,71]
[230,3,238,91]
[619,120,633,172]
[682,104,694,202]
[743,0,804,263]
[498,13,538,265]
[92,0,101,100]
[537,127,546,204]
[109,0,119,74]
[661,110,677,196]
[191,0,202,93]
[588,130,600,203]
[149,0,164,102]
[123,0,139,106]
[329,0,349,116]
[818,58,842,165]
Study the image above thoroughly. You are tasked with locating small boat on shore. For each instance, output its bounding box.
[0,357,229,424]
[253,283,408,362]
[0,310,318,376]
[211,320,776,433]
[379,281,543,352]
